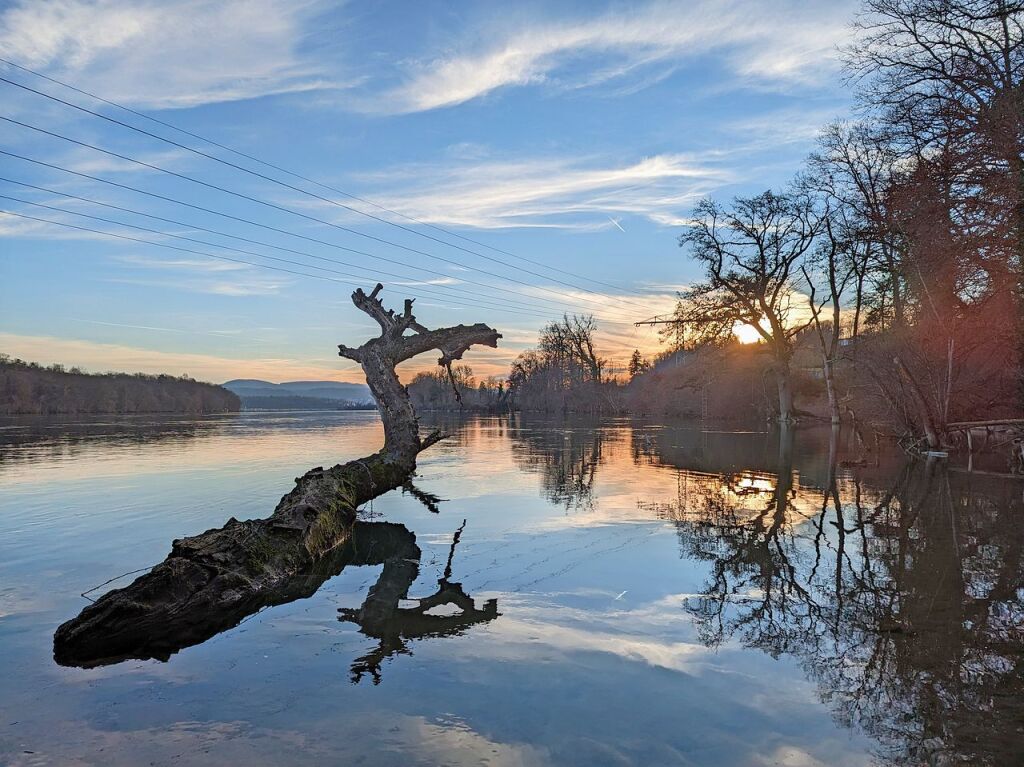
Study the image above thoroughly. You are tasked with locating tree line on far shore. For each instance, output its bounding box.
[0,355,240,415]
[462,0,1023,451]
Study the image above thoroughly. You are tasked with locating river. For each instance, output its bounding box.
[0,412,1020,765]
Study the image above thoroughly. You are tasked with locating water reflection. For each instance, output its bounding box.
[0,414,225,469]
[510,416,615,510]
[4,413,1022,765]
[515,418,1024,765]
[339,521,499,684]
[56,519,499,679]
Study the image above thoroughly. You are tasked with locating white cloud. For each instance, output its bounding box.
[106,274,287,296]
[724,106,850,150]
[112,254,250,273]
[105,252,290,295]
[0,206,125,241]
[357,152,730,230]
[60,146,192,175]
[0,0,337,109]
[393,277,464,287]
[368,0,855,114]
[0,209,53,237]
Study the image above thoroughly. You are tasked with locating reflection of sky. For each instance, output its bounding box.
[0,413,878,766]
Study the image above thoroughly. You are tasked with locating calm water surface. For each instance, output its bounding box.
[0,412,1021,766]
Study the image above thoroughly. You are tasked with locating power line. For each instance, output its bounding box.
[0,194,557,320]
[0,148,637,323]
[634,314,682,326]
[0,207,556,321]
[1,74,653,312]
[0,56,652,302]
[0,114,639,320]
[0,176,560,317]
[0,113,648,319]
[0,209,361,286]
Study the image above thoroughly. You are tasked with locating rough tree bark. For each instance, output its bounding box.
[53,285,500,667]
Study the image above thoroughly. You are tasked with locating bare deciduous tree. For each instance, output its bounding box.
[679,190,822,421]
[847,0,1024,393]
[539,314,605,384]
[799,200,856,425]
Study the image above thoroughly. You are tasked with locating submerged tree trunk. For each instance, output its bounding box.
[774,362,795,423]
[54,285,500,667]
[822,353,840,425]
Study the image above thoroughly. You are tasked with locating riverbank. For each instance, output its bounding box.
[0,357,239,415]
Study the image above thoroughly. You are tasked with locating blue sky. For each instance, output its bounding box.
[0,0,858,383]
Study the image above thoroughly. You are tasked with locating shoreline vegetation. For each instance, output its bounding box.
[9,3,1024,460]
[414,0,1024,467]
[0,355,239,415]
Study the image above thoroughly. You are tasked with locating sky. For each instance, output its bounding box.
[0,0,860,384]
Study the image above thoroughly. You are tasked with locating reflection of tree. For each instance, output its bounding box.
[55,520,498,679]
[510,417,617,509]
[339,520,499,684]
[0,415,220,469]
[649,430,1024,765]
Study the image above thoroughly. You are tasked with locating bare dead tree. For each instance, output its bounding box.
[54,285,501,667]
[338,283,501,459]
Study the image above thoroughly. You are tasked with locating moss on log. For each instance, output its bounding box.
[54,285,501,667]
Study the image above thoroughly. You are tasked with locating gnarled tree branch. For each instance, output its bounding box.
[339,284,501,458]
[54,285,501,667]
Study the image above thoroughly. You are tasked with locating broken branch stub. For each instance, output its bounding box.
[53,286,500,667]
[338,284,501,458]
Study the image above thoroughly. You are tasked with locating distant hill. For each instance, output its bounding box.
[222,379,374,410]
[1,356,240,415]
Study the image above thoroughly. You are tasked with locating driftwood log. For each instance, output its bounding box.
[53,285,501,667]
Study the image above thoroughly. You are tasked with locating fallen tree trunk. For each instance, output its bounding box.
[945,419,1024,430]
[54,284,500,667]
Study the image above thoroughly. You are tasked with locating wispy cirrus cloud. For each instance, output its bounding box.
[108,253,289,296]
[0,0,338,109]
[58,146,193,176]
[354,152,731,230]
[112,254,250,273]
[365,0,856,114]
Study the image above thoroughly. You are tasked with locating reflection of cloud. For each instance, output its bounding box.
[2,714,549,767]
[754,745,841,767]
[482,606,709,675]
[0,411,384,486]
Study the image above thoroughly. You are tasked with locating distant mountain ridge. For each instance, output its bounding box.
[222,379,374,409]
